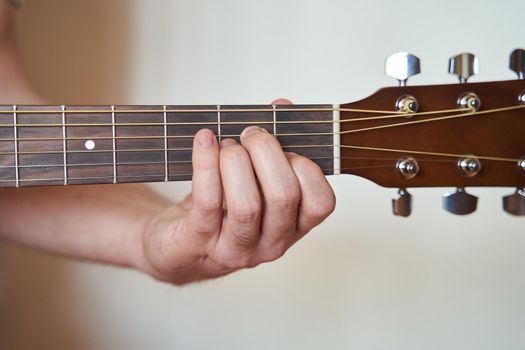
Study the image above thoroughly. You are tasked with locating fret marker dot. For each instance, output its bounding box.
[85,140,96,150]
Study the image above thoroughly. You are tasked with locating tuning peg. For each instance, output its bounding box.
[443,187,478,215]
[392,188,412,217]
[448,53,479,83]
[385,52,421,86]
[510,48,525,79]
[503,188,525,216]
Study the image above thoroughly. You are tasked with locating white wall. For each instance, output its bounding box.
[2,0,525,349]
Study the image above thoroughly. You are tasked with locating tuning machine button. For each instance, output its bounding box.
[519,91,525,105]
[396,156,419,180]
[510,48,525,80]
[457,92,481,112]
[385,52,421,86]
[503,188,525,216]
[392,188,412,217]
[395,95,419,114]
[457,155,482,177]
[448,53,479,83]
[519,157,525,175]
[443,187,478,215]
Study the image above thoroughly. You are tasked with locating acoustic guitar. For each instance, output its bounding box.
[0,50,524,217]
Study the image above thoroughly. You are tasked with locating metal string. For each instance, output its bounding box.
[0,164,405,184]
[0,105,518,142]
[0,143,520,163]
[0,156,458,170]
[0,107,467,129]
[0,106,402,115]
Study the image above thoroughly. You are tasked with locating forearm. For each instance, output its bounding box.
[0,184,174,268]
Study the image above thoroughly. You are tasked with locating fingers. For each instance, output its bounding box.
[185,129,223,242]
[239,127,301,250]
[286,153,336,236]
[272,98,293,105]
[217,139,262,254]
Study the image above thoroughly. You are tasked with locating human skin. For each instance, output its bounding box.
[0,2,336,285]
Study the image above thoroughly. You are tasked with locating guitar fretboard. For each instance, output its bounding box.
[0,104,339,187]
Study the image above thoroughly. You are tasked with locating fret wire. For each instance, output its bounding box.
[272,104,277,136]
[333,104,341,175]
[111,105,117,183]
[61,105,68,185]
[12,105,19,187]
[217,105,222,142]
[163,105,169,182]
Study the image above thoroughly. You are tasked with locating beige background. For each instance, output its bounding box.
[1,0,525,349]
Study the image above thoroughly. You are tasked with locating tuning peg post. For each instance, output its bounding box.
[385,52,421,86]
[448,53,479,83]
[510,48,525,80]
[392,188,412,217]
[503,188,525,216]
[443,187,478,215]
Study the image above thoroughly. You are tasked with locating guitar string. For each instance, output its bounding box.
[0,107,468,129]
[0,105,464,143]
[0,104,519,143]
[0,165,405,184]
[0,105,521,171]
[0,156,457,170]
[0,107,405,115]
[0,143,519,163]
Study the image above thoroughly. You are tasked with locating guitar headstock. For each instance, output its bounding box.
[339,50,525,216]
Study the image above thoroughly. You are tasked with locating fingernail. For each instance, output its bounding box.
[197,129,215,148]
[241,126,268,139]
[220,138,237,148]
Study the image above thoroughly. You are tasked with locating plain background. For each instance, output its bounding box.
[1,0,524,349]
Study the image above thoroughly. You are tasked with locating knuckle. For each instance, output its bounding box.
[216,253,255,270]
[229,203,261,225]
[257,243,288,264]
[191,220,218,237]
[305,193,336,219]
[230,229,259,248]
[195,198,223,215]
[269,186,301,210]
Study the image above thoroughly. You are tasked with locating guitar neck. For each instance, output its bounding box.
[0,104,340,187]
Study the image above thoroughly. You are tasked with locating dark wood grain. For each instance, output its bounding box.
[0,104,334,187]
[339,79,525,188]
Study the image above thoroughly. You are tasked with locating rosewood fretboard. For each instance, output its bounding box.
[0,104,337,187]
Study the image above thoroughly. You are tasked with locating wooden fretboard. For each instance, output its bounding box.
[0,104,338,187]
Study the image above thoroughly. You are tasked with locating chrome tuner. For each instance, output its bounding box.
[457,92,481,112]
[457,155,482,177]
[396,157,419,180]
[519,91,525,105]
[443,187,478,215]
[392,188,412,217]
[395,95,419,114]
[503,188,525,216]
[385,52,421,86]
[448,52,479,83]
[519,157,525,175]
[510,48,525,80]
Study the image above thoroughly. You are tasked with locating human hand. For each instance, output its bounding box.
[139,100,336,285]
